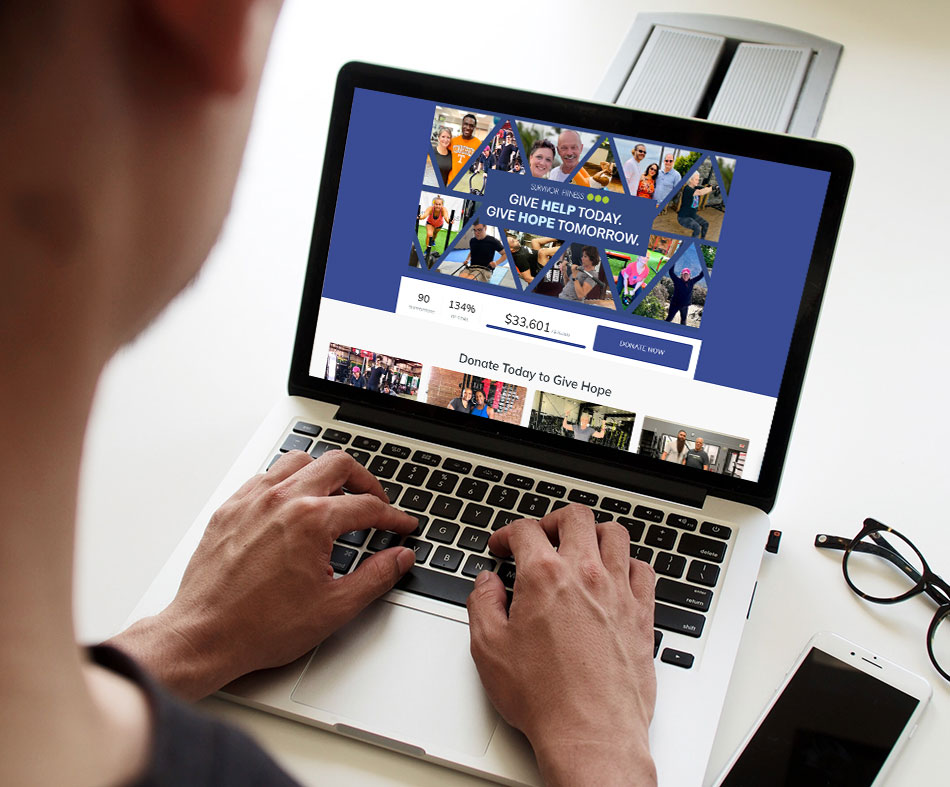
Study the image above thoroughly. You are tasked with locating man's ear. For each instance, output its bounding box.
[140,0,255,93]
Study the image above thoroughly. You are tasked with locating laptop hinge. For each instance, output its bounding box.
[335,402,707,510]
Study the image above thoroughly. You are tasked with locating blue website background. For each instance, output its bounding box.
[321,88,831,398]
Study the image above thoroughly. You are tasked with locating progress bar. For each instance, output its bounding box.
[485,324,585,348]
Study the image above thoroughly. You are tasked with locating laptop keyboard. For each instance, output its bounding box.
[270,420,735,670]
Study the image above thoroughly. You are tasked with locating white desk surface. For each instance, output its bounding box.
[75,0,950,783]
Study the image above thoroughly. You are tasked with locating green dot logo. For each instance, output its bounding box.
[595,194,603,203]
[586,193,594,201]
[602,196,610,204]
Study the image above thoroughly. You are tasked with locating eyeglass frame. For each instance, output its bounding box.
[815,517,950,682]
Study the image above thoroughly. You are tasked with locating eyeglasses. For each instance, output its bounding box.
[815,517,950,681]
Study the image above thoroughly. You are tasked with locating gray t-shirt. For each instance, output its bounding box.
[685,449,709,470]
[571,424,596,442]
[448,397,470,413]
[559,267,597,301]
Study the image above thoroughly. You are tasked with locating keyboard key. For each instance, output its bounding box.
[396,463,429,486]
[645,525,677,551]
[700,522,732,540]
[399,488,432,512]
[687,560,721,587]
[634,505,664,522]
[460,503,493,528]
[654,630,663,658]
[498,562,517,588]
[367,530,402,551]
[425,471,459,495]
[378,480,402,504]
[412,450,442,466]
[492,510,519,530]
[367,455,398,479]
[667,514,698,531]
[443,458,472,474]
[661,649,695,669]
[330,545,358,574]
[654,603,705,638]
[536,481,566,498]
[517,494,550,518]
[352,436,381,451]
[280,434,313,453]
[310,441,341,458]
[382,443,411,459]
[293,421,321,437]
[504,473,534,490]
[396,566,473,606]
[403,513,428,536]
[337,529,369,547]
[458,527,490,552]
[679,533,727,564]
[431,546,464,572]
[618,517,645,542]
[655,578,713,612]
[430,495,462,520]
[593,510,614,523]
[402,538,432,564]
[462,554,497,577]
[323,428,351,444]
[487,486,520,509]
[653,552,687,578]
[551,500,569,512]
[428,520,459,544]
[601,497,631,514]
[631,545,654,563]
[457,478,489,502]
[473,466,503,482]
[345,448,370,466]
[568,489,598,506]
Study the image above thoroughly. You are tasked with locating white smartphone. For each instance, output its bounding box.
[711,632,931,787]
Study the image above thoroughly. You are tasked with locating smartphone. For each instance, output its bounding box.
[711,632,931,787]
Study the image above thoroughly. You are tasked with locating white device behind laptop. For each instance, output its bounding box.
[128,63,853,785]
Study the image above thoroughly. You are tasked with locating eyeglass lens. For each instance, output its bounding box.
[844,529,925,601]
[932,608,950,678]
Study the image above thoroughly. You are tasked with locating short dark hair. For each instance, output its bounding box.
[472,220,486,229]
[462,113,477,124]
[530,139,556,157]
[581,245,600,265]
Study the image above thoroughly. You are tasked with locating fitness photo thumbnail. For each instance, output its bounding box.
[425,367,527,425]
[529,391,637,452]
[532,243,615,310]
[505,231,564,288]
[453,120,524,196]
[431,218,515,289]
[632,243,714,328]
[607,234,683,310]
[651,155,728,242]
[516,122,598,182]
[615,138,698,203]
[638,416,748,477]
[415,191,469,266]
[430,106,495,188]
[324,343,423,399]
[574,137,624,192]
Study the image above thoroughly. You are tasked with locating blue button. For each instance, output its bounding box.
[593,326,693,371]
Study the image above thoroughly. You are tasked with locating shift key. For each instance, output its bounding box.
[654,602,705,638]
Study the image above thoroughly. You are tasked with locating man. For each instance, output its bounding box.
[623,143,647,193]
[685,437,711,471]
[447,386,473,413]
[508,234,560,284]
[0,2,656,785]
[562,411,607,442]
[661,430,690,464]
[495,130,518,172]
[365,358,387,393]
[548,129,588,185]
[447,113,482,183]
[676,171,713,238]
[528,138,556,178]
[665,264,705,324]
[654,153,682,204]
[459,221,504,282]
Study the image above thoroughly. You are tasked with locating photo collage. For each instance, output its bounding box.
[409,104,737,333]
[322,341,749,478]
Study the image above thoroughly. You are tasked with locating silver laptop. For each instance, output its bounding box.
[128,63,852,785]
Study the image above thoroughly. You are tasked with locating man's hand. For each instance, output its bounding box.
[467,505,657,787]
[108,450,418,700]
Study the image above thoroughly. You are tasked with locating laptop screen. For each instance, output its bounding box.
[297,70,849,501]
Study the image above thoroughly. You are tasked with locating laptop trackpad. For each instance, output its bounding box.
[290,600,499,758]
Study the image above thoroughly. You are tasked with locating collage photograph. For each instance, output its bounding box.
[631,242,714,328]
[638,416,748,477]
[425,368,527,425]
[531,243,616,310]
[528,391,637,451]
[324,343,423,399]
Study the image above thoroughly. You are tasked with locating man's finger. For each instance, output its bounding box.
[312,493,419,540]
[466,571,508,649]
[326,547,416,626]
[596,521,631,575]
[260,450,313,485]
[292,450,387,500]
[548,504,599,557]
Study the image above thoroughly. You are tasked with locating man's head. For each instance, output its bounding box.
[461,114,477,139]
[695,437,704,450]
[528,139,555,178]
[632,144,647,162]
[677,430,687,444]
[579,413,591,428]
[461,387,473,401]
[662,154,675,172]
[1,0,285,363]
[556,130,583,173]
[472,221,487,238]
[507,235,521,252]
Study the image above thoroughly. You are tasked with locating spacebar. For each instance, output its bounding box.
[396,566,474,607]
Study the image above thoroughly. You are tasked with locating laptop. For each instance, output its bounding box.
[128,63,853,785]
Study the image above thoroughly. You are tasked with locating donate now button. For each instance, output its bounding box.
[593,326,693,371]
